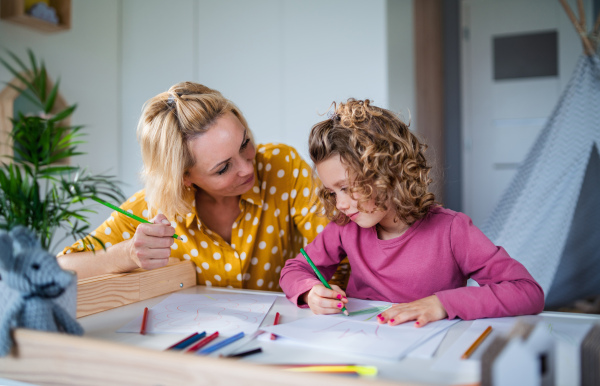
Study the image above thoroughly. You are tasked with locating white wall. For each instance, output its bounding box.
[0,1,121,251]
[0,0,414,250]
[120,0,399,198]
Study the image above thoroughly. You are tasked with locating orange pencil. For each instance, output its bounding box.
[186,331,219,353]
[461,326,492,359]
[270,312,281,340]
[140,307,149,335]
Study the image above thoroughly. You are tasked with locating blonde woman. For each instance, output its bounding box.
[58,82,347,291]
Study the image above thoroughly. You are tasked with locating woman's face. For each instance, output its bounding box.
[316,154,394,229]
[184,112,256,200]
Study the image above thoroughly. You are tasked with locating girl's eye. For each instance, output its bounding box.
[217,163,230,175]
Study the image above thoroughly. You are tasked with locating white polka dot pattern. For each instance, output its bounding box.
[59,144,329,291]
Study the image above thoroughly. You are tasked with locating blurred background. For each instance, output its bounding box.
[1,0,598,285]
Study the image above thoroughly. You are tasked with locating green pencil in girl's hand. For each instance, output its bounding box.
[92,197,182,240]
[300,247,349,316]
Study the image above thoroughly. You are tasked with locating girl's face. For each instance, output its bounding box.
[317,155,394,229]
[183,112,256,200]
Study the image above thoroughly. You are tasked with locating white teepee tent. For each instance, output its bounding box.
[482,0,600,308]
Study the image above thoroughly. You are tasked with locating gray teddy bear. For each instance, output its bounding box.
[0,226,84,356]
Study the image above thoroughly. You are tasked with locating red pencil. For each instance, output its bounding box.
[140,307,149,335]
[186,331,219,353]
[271,312,281,340]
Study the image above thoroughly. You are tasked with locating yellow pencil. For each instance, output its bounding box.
[461,326,493,359]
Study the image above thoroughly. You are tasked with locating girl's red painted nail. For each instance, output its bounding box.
[337,294,342,300]
[390,319,395,323]
[415,321,420,325]
[337,303,342,308]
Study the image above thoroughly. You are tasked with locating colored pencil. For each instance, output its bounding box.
[270,312,280,340]
[283,365,378,376]
[166,332,206,350]
[300,248,349,316]
[186,331,219,353]
[92,197,181,240]
[140,307,149,335]
[197,332,245,355]
[461,326,493,359]
[227,347,263,358]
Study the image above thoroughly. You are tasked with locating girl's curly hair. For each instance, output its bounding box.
[309,99,436,225]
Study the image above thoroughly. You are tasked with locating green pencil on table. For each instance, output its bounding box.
[300,247,349,316]
[92,197,182,240]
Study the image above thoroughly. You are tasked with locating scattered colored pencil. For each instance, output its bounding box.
[166,332,206,350]
[197,332,245,355]
[186,331,219,353]
[283,365,378,376]
[461,326,493,359]
[227,347,263,358]
[300,248,349,316]
[270,312,280,340]
[140,307,149,335]
[92,197,181,240]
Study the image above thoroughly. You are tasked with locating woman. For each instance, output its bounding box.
[58,82,347,290]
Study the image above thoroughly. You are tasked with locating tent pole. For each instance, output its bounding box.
[577,0,586,27]
[559,0,595,55]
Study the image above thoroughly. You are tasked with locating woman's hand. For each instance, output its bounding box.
[377,295,448,327]
[302,284,348,315]
[127,214,175,270]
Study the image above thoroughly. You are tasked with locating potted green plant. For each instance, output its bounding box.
[0,49,125,253]
[0,50,125,327]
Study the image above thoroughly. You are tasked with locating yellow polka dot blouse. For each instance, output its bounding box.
[60,143,329,291]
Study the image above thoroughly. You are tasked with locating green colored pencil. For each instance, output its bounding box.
[300,247,349,316]
[92,197,181,240]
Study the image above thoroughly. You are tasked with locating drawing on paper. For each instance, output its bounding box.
[312,320,383,340]
[117,293,277,336]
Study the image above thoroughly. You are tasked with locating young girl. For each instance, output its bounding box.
[279,99,544,327]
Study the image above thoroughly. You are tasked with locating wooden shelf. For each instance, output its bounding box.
[0,0,71,32]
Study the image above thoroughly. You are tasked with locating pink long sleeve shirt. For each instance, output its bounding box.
[280,206,544,320]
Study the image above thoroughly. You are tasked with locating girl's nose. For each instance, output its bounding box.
[336,195,350,211]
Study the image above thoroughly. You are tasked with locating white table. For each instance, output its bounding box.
[77,285,600,386]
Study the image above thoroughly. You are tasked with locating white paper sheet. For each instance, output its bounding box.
[407,327,449,359]
[261,298,459,360]
[117,293,277,336]
[430,318,516,373]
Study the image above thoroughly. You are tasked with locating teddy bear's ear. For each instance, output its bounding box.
[9,226,41,255]
[0,231,14,271]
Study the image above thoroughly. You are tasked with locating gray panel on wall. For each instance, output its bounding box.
[493,31,558,80]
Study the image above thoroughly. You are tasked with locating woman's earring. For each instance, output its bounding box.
[185,186,191,191]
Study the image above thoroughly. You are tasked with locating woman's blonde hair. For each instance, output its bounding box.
[137,81,252,219]
[309,99,435,225]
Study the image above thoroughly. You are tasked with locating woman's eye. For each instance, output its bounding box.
[217,163,230,175]
[241,138,251,150]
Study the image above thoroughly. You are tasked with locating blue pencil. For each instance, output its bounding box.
[167,331,206,350]
[197,332,245,355]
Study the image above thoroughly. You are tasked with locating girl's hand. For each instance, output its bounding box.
[127,214,175,270]
[377,295,448,327]
[302,284,348,315]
